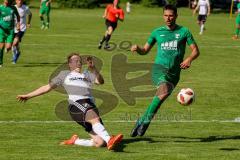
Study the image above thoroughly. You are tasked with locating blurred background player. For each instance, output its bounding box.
[98,0,124,49]
[39,0,51,29]
[232,0,240,40]
[193,0,210,35]
[126,1,131,14]
[130,5,200,137]
[17,53,123,150]
[189,0,197,10]
[0,0,20,67]
[12,0,32,64]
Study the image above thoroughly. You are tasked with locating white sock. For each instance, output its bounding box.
[200,24,204,33]
[74,138,94,147]
[92,122,111,143]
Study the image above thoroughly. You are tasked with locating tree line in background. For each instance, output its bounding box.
[54,0,179,8]
[23,0,234,9]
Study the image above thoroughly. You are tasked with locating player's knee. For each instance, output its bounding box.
[157,93,170,101]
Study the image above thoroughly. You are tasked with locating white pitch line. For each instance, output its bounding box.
[0,120,239,124]
[21,43,240,49]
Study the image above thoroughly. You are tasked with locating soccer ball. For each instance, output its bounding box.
[177,88,195,106]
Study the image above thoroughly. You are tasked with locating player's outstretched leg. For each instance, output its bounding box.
[130,96,163,137]
[104,34,111,49]
[12,46,21,64]
[98,35,107,49]
[45,14,50,29]
[40,15,45,29]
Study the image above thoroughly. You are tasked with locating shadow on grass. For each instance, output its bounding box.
[113,137,161,152]
[148,135,240,143]
[219,148,239,151]
[15,62,63,67]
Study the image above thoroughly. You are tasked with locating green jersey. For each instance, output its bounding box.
[147,25,196,83]
[0,5,18,30]
[41,0,51,8]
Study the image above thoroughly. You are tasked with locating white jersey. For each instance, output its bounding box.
[126,2,131,13]
[14,4,31,33]
[51,70,97,102]
[198,0,210,15]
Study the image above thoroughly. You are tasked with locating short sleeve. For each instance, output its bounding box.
[186,29,196,46]
[119,9,124,20]
[84,70,96,84]
[25,6,31,15]
[147,30,157,46]
[50,71,69,87]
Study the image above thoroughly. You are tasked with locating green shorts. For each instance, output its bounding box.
[0,27,14,43]
[40,7,50,15]
[151,64,180,87]
[236,15,240,25]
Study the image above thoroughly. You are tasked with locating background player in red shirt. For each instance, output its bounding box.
[98,0,124,49]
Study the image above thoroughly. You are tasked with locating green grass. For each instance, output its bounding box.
[1,5,240,160]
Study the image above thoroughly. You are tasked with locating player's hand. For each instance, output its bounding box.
[180,57,192,69]
[16,23,20,31]
[16,95,30,102]
[86,56,96,71]
[131,45,139,52]
[27,24,31,28]
[102,15,106,19]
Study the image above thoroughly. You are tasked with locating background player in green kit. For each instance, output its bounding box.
[0,0,20,67]
[232,0,240,40]
[39,0,51,29]
[130,5,200,137]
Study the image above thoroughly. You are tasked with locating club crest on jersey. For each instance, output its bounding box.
[161,40,178,50]
[175,34,180,39]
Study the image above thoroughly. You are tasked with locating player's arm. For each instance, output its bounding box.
[103,6,108,18]
[46,0,51,7]
[86,57,104,85]
[193,3,199,15]
[131,43,153,55]
[118,10,124,21]
[16,84,54,102]
[180,44,200,69]
[207,0,211,16]
[27,9,32,28]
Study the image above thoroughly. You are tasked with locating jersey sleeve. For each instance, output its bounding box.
[50,71,69,87]
[147,30,157,46]
[84,70,97,84]
[185,29,196,45]
[106,4,111,12]
[119,9,124,20]
[25,6,31,15]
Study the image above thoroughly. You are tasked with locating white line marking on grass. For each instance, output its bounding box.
[0,120,239,124]
[22,43,240,48]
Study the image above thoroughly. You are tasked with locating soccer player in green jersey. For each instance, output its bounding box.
[232,0,240,40]
[39,0,51,29]
[130,5,200,137]
[0,0,20,67]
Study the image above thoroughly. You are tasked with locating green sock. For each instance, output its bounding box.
[138,96,163,125]
[0,48,4,65]
[235,28,240,36]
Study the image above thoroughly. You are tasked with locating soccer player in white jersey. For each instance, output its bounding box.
[12,0,32,64]
[17,53,123,150]
[193,0,210,35]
